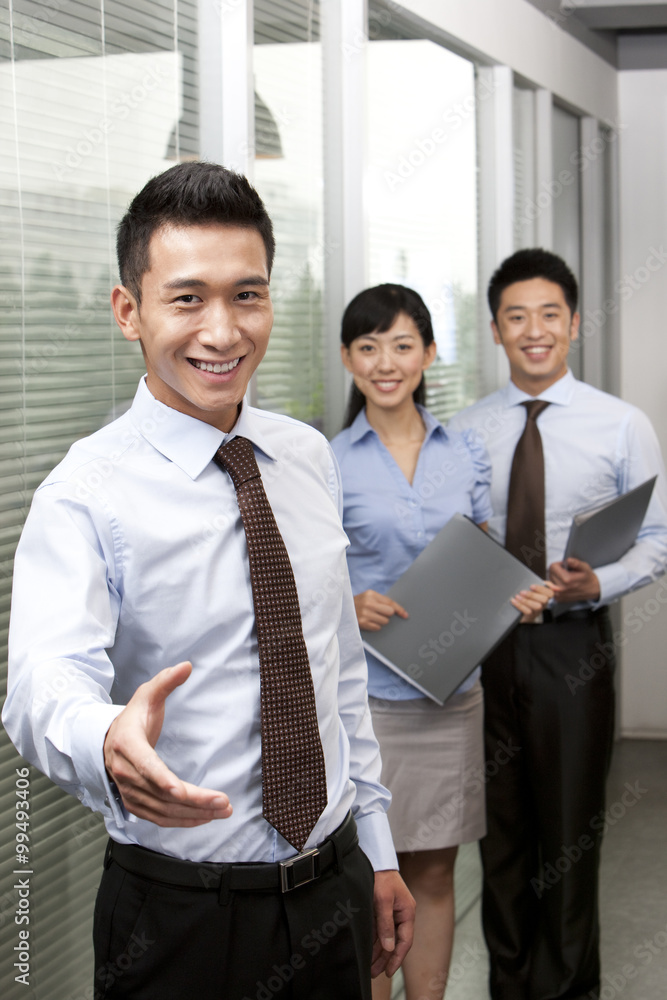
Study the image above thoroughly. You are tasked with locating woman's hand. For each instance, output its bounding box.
[354,590,409,632]
[511,581,560,623]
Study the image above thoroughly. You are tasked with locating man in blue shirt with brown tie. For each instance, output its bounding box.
[449,248,667,1000]
[4,161,414,999]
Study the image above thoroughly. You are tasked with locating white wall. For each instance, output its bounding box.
[400,0,618,122]
[618,67,667,737]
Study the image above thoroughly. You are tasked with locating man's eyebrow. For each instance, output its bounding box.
[162,278,207,290]
[235,275,270,288]
[161,275,270,290]
[503,301,563,311]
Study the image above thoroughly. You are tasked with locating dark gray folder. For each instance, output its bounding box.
[361,513,542,705]
[563,476,657,567]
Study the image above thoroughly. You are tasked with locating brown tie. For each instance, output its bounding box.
[505,400,551,579]
[214,435,327,851]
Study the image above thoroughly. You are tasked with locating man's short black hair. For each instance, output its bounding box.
[488,248,578,322]
[116,161,275,303]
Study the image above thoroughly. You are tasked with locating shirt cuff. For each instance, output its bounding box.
[69,702,128,826]
[594,563,631,607]
[354,810,398,871]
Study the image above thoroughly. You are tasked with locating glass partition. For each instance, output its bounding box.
[366,34,479,420]
[253,0,325,429]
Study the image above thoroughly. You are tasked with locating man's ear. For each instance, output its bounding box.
[111,285,141,343]
[491,319,503,346]
[569,311,581,343]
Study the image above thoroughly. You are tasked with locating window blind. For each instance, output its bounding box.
[0,2,197,995]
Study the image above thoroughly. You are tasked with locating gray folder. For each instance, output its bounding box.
[361,513,542,705]
[563,476,657,567]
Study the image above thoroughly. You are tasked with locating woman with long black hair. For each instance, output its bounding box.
[331,284,551,1000]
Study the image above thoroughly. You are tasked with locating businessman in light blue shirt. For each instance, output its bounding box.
[3,162,414,1000]
[449,248,667,1000]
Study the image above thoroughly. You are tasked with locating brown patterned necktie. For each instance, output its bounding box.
[505,400,551,579]
[214,435,327,851]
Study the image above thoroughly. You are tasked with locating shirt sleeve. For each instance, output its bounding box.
[3,482,128,827]
[460,427,494,525]
[594,408,667,605]
[324,447,398,871]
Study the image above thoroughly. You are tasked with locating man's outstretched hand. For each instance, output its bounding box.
[103,661,232,826]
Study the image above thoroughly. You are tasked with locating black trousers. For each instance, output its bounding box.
[480,610,616,1000]
[92,839,374,999]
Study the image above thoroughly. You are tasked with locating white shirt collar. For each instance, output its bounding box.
[128,378,277,480]
[504,369,576,409]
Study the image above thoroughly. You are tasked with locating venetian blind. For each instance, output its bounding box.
[0,1,197,995]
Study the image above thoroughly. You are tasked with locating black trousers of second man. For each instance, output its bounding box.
[480,610,616,1000]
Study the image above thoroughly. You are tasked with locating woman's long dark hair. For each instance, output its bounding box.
[341,284,435,428]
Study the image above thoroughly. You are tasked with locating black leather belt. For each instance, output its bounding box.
[105,811,358,895]
[526,606,609,625]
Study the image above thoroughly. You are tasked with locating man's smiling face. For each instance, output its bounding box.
[111,223,273,431]
[491,276,580,396]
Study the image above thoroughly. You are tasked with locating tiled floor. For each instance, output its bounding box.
[390,739,667,999]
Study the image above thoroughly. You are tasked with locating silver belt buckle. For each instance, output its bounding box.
[279,848,320,892]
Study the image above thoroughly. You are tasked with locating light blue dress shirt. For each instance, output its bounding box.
[4,378,396,869]
[448,371,667,605]
[331,406,493,700]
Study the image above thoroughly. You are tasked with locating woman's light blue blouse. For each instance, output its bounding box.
[331,405,493,700]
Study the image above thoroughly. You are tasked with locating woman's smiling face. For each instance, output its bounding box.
[341,312,437,414]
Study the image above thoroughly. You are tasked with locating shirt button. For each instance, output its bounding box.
[409,500,417,508]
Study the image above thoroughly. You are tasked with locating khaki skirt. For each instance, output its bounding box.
[369,681,486,853]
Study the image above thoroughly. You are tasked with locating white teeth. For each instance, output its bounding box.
[191,358,240,373]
